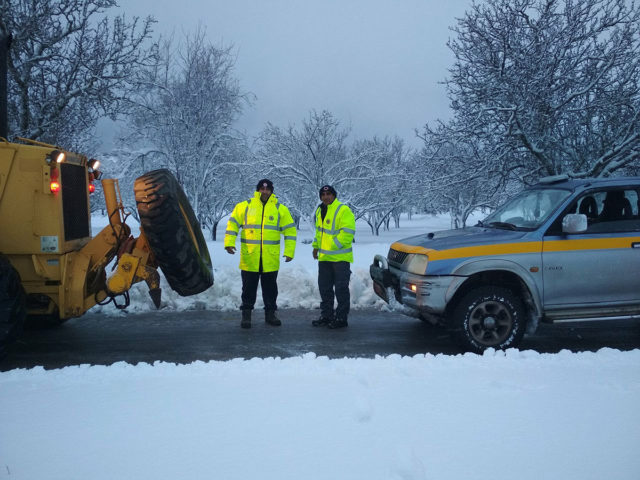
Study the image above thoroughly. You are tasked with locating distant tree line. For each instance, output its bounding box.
[2,0,639,234]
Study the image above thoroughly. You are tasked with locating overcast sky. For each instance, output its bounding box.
[117,0,473,147]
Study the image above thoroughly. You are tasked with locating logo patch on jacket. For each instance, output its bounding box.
[326,219,330,224]
[269,216,274,221]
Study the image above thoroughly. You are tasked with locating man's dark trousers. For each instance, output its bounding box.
[240,270,278,311]
[318,260,351,320]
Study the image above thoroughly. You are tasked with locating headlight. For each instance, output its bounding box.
[404,254,428,275]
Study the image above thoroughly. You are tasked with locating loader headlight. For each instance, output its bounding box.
[88,158,102,180]
[404,254,428,275]
[47,150,66,164]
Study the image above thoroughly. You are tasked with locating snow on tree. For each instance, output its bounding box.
[255,110,411,235]
[256,110,355,224]
[417,121,514,228]
[124,28,251,240]
[349,136,412,235]
[0,0,156,150]
[445,0,640,179]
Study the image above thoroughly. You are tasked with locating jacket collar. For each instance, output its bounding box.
[253,191,278,204]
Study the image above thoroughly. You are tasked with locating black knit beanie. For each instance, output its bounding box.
[319,184,337,199]
[256,179,274,192]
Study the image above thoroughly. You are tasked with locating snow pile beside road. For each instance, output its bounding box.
[90,236,392,315]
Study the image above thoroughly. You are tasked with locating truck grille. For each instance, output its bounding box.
[61,163,90,241]
[387,248,408,265]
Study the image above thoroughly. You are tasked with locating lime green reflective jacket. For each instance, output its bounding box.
[224,192,297,272]
[312,199,355,263]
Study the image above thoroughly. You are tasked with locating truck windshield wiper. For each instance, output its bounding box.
[487,221,518,230]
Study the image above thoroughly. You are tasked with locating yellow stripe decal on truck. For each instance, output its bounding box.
[390,241,542,260]
[391,236,640,260]
[542,237,640,251]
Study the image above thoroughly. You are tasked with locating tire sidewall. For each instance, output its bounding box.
[175,185,211,270]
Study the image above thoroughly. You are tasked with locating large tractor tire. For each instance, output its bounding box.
[0,255,26,357]
[134,169,213,296]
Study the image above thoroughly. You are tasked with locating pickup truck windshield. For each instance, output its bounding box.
[481,188,572,230]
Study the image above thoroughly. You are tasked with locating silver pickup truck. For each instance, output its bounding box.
[370,176,640,352]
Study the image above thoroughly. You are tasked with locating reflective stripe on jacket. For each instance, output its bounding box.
[312,199,355,263]
[224,192,297,272]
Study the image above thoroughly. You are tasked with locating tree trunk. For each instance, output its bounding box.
[393,212,401,228]
[365,219,375,235]
[210,220,219,241]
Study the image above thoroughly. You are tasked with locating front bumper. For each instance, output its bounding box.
[370,254,457,317]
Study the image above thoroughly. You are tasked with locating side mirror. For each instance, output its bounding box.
[562,213,587,234]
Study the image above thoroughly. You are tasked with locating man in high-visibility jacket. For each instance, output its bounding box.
[224,179,297,329]
[311,185,355,329]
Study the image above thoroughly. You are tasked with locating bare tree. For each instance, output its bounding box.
[256,110,355,223]
[0,0,156,149]
[349,136,412,235]
[417,121,512,228]
[125,28,251,240]
[255,110,413,236]
[446,0,640,179]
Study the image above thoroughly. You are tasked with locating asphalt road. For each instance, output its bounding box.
[2,308,639,371]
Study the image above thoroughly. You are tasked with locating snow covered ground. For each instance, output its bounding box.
[2,213,639,480]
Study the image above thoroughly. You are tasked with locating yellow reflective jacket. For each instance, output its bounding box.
[224,192,297,272]
[312,199,355,263]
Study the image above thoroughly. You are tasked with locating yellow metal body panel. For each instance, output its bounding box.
[0,143,15,202]
[0,142,89,256]
[1,141,159,320]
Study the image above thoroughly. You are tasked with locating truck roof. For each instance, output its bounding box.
[532,175,640,190]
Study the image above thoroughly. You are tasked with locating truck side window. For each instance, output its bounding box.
[578,196,598,219]
[546,189,640,236]
[589,189,640,233]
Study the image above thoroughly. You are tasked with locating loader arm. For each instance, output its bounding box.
[65,178,163,316]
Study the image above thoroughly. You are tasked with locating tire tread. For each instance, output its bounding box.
[134,169,213,296]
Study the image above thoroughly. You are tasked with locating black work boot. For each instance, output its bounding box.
[265,310,281,326]
[241,310,252,329]
[327,317,348,329]
[312,316,333,327]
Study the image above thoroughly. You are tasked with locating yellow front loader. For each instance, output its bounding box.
[0,139,213,355]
